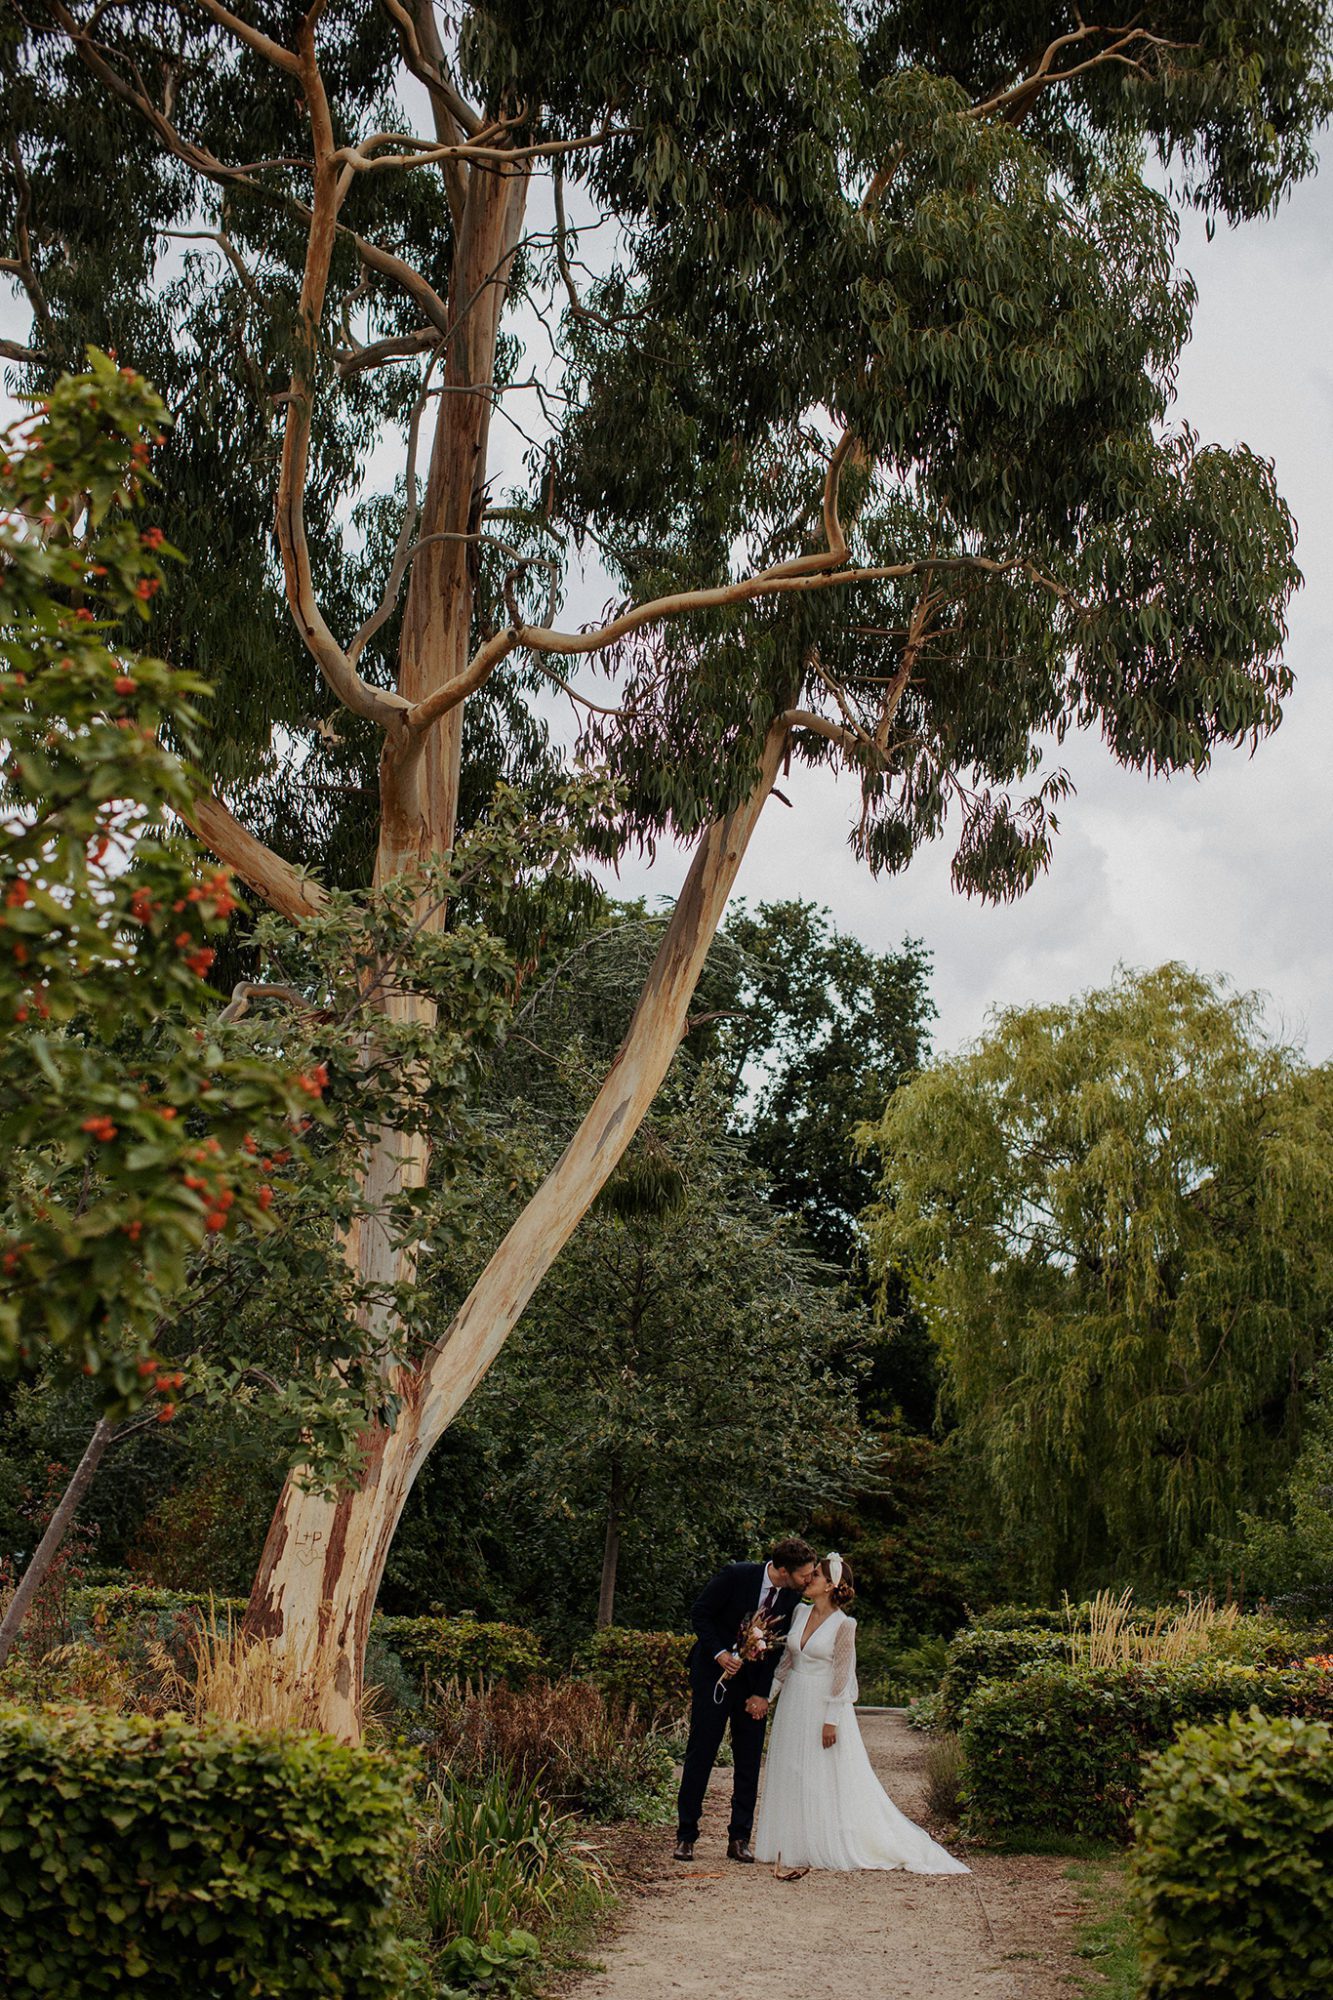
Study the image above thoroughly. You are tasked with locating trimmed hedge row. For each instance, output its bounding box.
[0,1701,419,1997]
[937,1627,1064,1724]
[68,1588,548,1697]
[582,1628,692,1724]
[1131,1708,1333,1998]
[374,1615,546,1691]
[960,1659,1333,1842]
[969,1604,1070,1633]
[939,1615,1324,1728]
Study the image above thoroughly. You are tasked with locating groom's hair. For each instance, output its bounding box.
[769,1537,818,1572]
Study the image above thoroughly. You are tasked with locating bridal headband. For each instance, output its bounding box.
[825,1551,843,1586]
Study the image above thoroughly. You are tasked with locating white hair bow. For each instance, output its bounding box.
[826,1551,843,1586]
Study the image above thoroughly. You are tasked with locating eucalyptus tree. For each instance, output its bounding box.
[860,966,1333,1591]
[3,1,1327,1734]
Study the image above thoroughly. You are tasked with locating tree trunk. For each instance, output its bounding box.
[235,167,534,1732]
[243,721,790,1738]
[339,160,532,1414]
[0,1417,112,1671]
[597,1459,625,1629]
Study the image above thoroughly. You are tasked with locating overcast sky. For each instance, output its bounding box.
[600,165,1333,1067]
[5,118,1328,1069]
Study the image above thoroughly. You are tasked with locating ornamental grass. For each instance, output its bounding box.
[1068,1588,1240,1670]
[148,1599,323,1731]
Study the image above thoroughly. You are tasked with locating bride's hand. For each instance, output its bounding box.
[822,1724,837,1749]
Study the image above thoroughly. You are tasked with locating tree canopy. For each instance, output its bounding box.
[861,965,1333,1592]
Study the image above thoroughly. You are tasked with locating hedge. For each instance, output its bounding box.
[936,1627,1064,1724]
[374,1614,547,1691]
[960,1659,1333,1843]
[969,1604,1069,1633]
[0,1701,418,1997]
[939,1616,1321,1728]
[65,1590,547,1701]
[1131,1709,1333,1998]
[582,1628,692,1724]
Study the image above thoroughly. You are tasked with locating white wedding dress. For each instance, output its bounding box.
[753,1604,969,1874]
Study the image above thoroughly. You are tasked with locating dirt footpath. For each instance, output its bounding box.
[574,1715,1103,2000]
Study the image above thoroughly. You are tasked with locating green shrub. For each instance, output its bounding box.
[1131,1709,1333,1998]
[961,1660,1333,1844]
[938,1611,1313,1730]
[905,1690,945,1732]
[366,1629,428,1720]
[68,1584,249,1686]
[582,1627,691,1725]
[0,1700,417,1997]
[937,1626,1063,1724]
[71,1582,249,1630]
[438,1928,540,1995]
[969,1603,1068,1632]
[0,1639,135,1712]
[376,1614,547,1691]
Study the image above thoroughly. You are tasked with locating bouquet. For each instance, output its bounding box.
[713,1607,784,1702]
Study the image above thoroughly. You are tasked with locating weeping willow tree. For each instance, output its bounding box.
[2,2,1329,1733]
[861,965,1333,1591]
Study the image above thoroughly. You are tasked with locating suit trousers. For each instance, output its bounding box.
[675,1673,768,1843]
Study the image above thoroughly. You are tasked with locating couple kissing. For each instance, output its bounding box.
[674,1537,968,1875]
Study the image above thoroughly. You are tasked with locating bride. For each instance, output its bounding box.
[752,1553,969,1874]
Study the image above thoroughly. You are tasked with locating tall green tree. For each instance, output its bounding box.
[718,901,939,1424]
[2,2,1326,1732]
[719,903,933,1270]
[861,965,1333,1593]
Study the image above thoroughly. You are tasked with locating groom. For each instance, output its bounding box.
[674,1536,819,1863]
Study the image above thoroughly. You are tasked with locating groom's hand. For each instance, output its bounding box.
[716,1651,742,1677]
[745,1697,768,1720]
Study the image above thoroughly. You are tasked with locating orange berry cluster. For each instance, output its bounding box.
[135,1355,186,1421]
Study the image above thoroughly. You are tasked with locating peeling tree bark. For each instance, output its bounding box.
[242,722,790,1739]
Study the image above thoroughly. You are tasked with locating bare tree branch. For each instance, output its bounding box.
[218,981,320,1024]
[972,18,1198,123]
[181,792,328,919]
[404,543,1070,737]
[347,353,441,664]
[4,137,53,339]
[379,0,484,141]
[188,0,302,74]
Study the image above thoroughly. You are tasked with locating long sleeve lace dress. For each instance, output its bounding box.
[752,1604,969,1873]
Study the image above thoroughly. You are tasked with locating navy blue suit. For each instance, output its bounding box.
[675,1561,802,1845]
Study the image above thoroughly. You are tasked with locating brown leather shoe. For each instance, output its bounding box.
[726,1838,756,1863]
[672,1838,695,1861]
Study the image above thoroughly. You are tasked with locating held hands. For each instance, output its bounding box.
[822,1724,838,1750]
[745,1696,769,1721]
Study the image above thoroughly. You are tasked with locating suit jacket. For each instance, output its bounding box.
[688,1561,803,1701]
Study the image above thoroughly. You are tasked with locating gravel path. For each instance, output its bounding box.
[571,1714,1103,2000]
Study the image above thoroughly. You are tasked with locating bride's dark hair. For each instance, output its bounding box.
[819,1556,855,1608]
